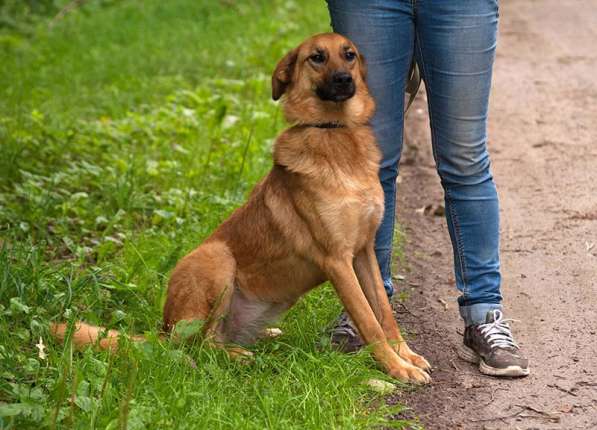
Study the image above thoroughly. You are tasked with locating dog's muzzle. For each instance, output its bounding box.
[316,72,356,102]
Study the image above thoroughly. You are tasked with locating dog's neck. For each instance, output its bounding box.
[281,89,375,129]
[273,124,381,180]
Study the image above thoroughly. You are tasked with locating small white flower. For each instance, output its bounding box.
[222,115,239,129]
[182,108,195,118]
[36,337,46,360]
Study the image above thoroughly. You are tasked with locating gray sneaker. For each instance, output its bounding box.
[330,312,364,353]
[460,309,530,377]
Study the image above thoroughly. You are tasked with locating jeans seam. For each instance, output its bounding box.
[385,182,397,291]
[445,187,469,298]
[415,24,470,300]
[414,30,439,167]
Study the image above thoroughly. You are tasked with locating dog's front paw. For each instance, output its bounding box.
[388,360,432,385]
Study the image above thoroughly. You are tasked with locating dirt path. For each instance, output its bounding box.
[389,1,597,428]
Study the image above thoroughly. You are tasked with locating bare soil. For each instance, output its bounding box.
[389,1,597,428]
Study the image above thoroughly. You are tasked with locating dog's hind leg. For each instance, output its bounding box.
[222,288,290,347]
[202,283,256,361]
[163,241,252,359]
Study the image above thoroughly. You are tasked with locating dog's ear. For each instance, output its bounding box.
[272,48,298,101]
[358,52,368,82]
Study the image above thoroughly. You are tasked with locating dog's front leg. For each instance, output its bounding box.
[324,257,430,384]
[354,246,432,373]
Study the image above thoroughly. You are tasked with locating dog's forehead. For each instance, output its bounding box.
[301,33,355,54]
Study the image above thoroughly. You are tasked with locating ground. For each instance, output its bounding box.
[389,1,597,428]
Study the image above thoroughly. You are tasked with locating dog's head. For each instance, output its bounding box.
[272,33,375,126]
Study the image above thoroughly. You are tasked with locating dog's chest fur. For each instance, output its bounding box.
[273,126,384,251]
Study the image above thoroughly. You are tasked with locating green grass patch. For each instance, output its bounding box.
[0,1,416,428]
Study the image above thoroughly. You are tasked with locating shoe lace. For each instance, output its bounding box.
[479,310,519,350]
[334,313,358,337]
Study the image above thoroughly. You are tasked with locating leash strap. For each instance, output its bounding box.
[404,59,421,115]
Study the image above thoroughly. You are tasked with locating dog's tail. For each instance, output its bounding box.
[50,321,145,351]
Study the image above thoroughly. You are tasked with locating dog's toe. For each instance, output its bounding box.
[396,345,432,373]
[408,366,432,384]
[410,354,432,373]
[227,347,254,363]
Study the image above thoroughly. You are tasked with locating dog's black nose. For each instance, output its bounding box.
[332,72,353,85]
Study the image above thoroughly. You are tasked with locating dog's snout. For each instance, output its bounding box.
[332,72,353,85]
[316,71,356,102]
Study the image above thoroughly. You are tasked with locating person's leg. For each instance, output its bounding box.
[415,0,528,376]
[327,0,414,297]
[414,0,502,325]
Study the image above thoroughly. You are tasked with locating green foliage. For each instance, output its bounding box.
[0,1,416,428]
[0,0,59,35]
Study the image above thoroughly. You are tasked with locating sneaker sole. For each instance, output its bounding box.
[458,345,530,377]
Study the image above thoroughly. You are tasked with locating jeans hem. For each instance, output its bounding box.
[459,303,502,326]
[383,279,394,298]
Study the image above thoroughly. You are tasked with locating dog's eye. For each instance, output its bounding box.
[345,51,356,61]
[309,53,325,64]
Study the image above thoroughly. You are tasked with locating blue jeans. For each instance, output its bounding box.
[327,0,502,326]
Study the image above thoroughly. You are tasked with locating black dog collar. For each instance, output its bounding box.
[300,122,346,129]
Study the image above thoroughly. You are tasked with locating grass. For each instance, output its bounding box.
[0,1,418,428]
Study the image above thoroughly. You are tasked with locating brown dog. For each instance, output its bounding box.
[51,33,431,384]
